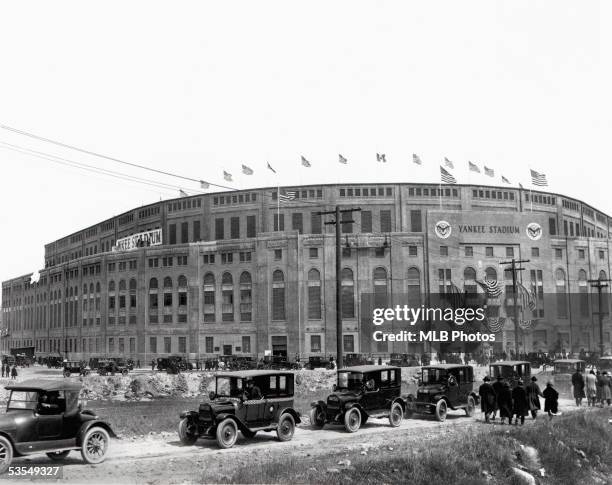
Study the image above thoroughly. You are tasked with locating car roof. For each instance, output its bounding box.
[422,364,473,370]
[339,365,400,373]
[216,370,294,379]
[599,356,612,360]
[5,379,82,392]
[490,361,530,366]
[553,359,585,364]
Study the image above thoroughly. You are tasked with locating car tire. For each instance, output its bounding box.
[178,418,198,445]
[344,407,361,433]
[63,370,70,378]
[389,402,403,427]
[309,406,326,429]
[215,419,238,449]
[435,400,447,422]
[465,396,476,417]
[276,413,295,442]
[46,450,70,461]
[122,369,128,376]
[0,435,14,474]
[80,427,110,464]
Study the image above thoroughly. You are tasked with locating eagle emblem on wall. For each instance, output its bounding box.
[434,220,452,239]
[526,222,542,241]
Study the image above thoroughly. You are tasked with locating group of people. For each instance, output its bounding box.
[479,375,559,424]
[571,369,612,407]
[1,363,18,379]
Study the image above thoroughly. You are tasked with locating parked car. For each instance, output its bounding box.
[344,353,374,367]
[257,355,300,370]
[178,370,300,449]
[310,365,406,432]
[109,357,132,374]
[63,360,90,377]
[597,356,612,372]
[0,379,116,474]
[552,359,586,397]
[389,353,420,367]
[405,364,479,421]
[96,359,127,376]
[304,355,335,370]
[488,361,531,388]
[157,356,193,374]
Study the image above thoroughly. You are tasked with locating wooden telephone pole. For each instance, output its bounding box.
[588,277,611,356]
[500,258,530,356]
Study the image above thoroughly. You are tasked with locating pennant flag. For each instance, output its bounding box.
[29,270,41,284]
[413,153,422,165]
[301,156,311,167]
[223,171,233,182]
[484,166,494,177]
[468,161,480,173]
[518,319,535,330]
[444,157,454,169]
[501,176,510,184]
[530,169,548,186]
[519,182,524,189]
[266,162,277,174]
[200,180,210,189]
[476,279,502,298]
[339,154,348,164]
[179,189,188,197]
[279,189,296,202]
[517,282,536,311]
[486,317,506,333]
[376,153,387,163]
[447,282,466,312]
[241,164,254,175]
[440,166,457,184]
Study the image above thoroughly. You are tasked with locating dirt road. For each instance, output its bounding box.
[7,399,577,484]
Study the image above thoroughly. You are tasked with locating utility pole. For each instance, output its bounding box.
[500,258,530,357]
[317,206,361,369]
[588,277,611,356]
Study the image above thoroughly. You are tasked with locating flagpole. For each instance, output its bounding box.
[439,182,442,210]
[277,182,280,231]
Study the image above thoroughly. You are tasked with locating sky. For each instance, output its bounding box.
[0,0,611,285]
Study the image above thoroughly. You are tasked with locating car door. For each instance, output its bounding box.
[245,377,267,424]
[362,372,381,411]
[446,370,459,406]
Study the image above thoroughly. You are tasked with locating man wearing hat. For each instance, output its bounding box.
[511,379,528,425]
[525,376,543,419]
[491,375,505,421]
[543,381,559,419]
[478,376,496,423]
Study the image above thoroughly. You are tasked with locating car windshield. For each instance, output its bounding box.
[598,359,612,369]
[555,363,578,373]
[337,372,364,390]
[7,391,39,410]
[490,365,516,378]
[421,368,448,384]
[215,376,243,397]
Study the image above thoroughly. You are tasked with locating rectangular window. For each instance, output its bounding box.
[555,248,563,259]
[130,337,135,353]
[205,337,214,354]
[164,337,171,353]
[169,224,176,245]
[221,252,233,264]
[309,247,318,259]
[274,249,282,261]
[164,293,172,307]
[178,291,187,306]
[292,213,303,234]
[506,247,514,257]
[108,337,114,353]
[311,212,322,234]
[410,210,422,232]
[341,211,353,234]
[193,220,201,241]
[242,336,251,353]
[599,250,605,260]
[178,337,186,354]
[215,218,224,240]
[274,214,285,231]
[181,222,188,243]
[486,247,493,257]
[578,249,585,259]
[440,246,448,256]
[230,217,240,239]
[531,247,539,257]
[246,215,256,238]
[361,211,372,233]
[310,335,321,353]
[343,334,355,353]
[549,217,556,236]
[408,246,417,257]
[380,210,392,232]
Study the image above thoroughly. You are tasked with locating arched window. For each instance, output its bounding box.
[163,276,173,313]
[129,279,137,291]
[463,267,477,294]
[600,270,607,280]
[555,268,567,318]
[119,280,126,291]
[221,273,234,321]
[129,278,137,310]
[163,277,173,288]
[578,269,589,317]
[178,275,187,288]
[239,272,252,321]
[83,284,88,295]
[149,277,159,317]
[203,273,215,322]
[485,267,497,281]
[69,287,74,297]
[307,269,322,320]
[108,281,115,292]
[407,267,421,306]
[272,270,286,320]
[89,283,94,294]
[341,268,355,318]
[96,282,101,293]
[149,278,158,290]
[177,275,188,314]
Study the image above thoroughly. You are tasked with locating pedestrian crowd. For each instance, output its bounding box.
[573,368,612,407]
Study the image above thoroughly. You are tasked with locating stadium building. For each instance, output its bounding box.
[2,182,612,362]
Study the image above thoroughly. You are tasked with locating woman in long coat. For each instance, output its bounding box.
[586,370,597,407]
[543,382,559,419]
[497,381,513,424]
[602,371,612,406]
[596,371,604,405]
[478,376,497,423]
[525,376,543,418]
[511,380,529,425]
[571,370,585,406]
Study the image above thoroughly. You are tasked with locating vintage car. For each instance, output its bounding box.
[552,359,586,396]
[157,356,193,374]
[0,379,116,474]
[257,355,299,370]
[488,361,531,388]
[310,365,406,432]
[597,356,612,372]
[304,355,335,370]
[63,361,90,378]
[95,359,127,376]
[344,353,375,367]
[405,364,479,421]
[389,353,420,367]
[178,370,300,449]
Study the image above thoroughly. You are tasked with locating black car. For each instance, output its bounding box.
[63,360,90,377]
[488,361,531,388]
[304,355,335,370]
[389,353,420,367]
[178,370,300,449]
[344,353,374,367]
[310,365,406,432]
[0,379,116,474]
[157,356,193,374]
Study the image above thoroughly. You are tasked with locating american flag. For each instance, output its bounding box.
[339,154,348,164]
[440,166,456,184]
[301,156,311,167]
[530,169,548,186]
[223,171,233,182]
[376,153,386,162]
[468,161,480,173]
[413,153,422,165]
[267,162,277,173]
[517,282,536,311]
[279,189,296,202]
[484,166,494,177]
[476,279,502,298]
[444,157,454,169]
[501,175,510,184]
[200,180,210,189]
[241,164,254,175]
[486,317,506,333]
[179,189,188,197]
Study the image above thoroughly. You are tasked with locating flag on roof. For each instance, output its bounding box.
[223,171,233,182]
[468,161,480,173]
[413,153,422,165]
[200,180,210,189]
[530,169,548,186]
[444,157,454,169]
[279,189,296,202]
[301,156,311,167]
[339,154,348,164]
[440,166,456,184]
[376,153,386,162]
[266,162,277,173]
[241,164,254,175]
[484,166,494,177]
[501,176,510,184]
[179,189,188,197]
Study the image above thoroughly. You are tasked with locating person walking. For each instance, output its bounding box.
[511,380,529,425]
[596,371,605,406]
[491,375,505,421]
[10,365,17,380]
[586,370,597,407]
[151,359,156,371]
[479,376,497,423]
[543,382,559,420]
[571,368,585,406]
[1,363,5,378]
[525,376,543,419]
[497,381,513,425]
[602,371,612,406]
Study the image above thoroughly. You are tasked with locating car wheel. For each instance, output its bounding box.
[389,402,403,427]
[178,418,198,445]
[276,413,295,442]
[215,419,238,449]
[465,396,476,417]
[122,369,128,376]
[344,407,361,433]
[435,400,447,422]
[46,450,70,461]
[63,370,70,378]
[309,406,326,428]
[81,427,110,464]
[0,435,14,474]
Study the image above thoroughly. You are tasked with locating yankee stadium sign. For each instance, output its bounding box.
[113,229,162,251]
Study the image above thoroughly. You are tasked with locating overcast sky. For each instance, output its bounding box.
[1,1,611,285]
